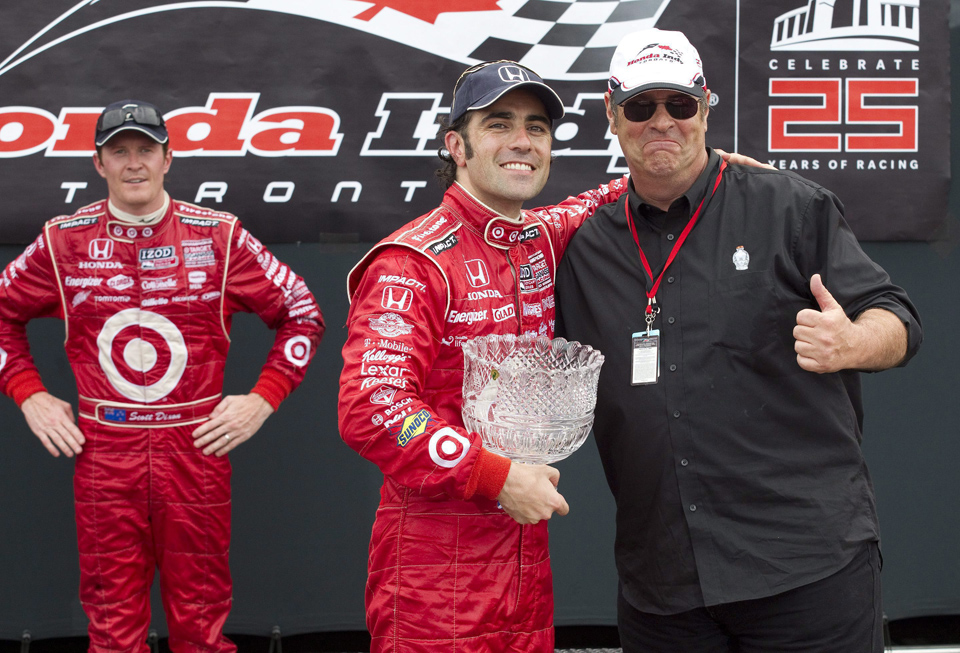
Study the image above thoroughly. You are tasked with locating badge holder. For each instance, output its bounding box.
[631,299,660,385]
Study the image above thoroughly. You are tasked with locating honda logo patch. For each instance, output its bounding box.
[465,259,490,287]
[88,239,114,260]
[381,286,414,312]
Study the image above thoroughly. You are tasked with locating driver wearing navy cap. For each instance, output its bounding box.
[338,60,629,652]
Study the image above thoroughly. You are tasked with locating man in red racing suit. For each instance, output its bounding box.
[338,62,628,652]
[0,100,323,652]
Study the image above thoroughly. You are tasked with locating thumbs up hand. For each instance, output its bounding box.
[793,274,856,373]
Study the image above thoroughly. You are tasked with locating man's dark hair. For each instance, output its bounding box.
[435,112,473,189]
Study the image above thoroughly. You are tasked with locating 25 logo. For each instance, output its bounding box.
[769,78,917,152]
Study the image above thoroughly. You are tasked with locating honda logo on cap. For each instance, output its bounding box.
[499,65,530,83]
[88,239,114,260]
[381,286,414,312]
[465,259,490,287]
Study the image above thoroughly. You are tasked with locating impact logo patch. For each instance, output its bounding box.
[58,216,98,230]
[428,233,458,255]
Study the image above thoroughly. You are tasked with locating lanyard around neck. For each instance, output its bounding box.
[625,159,727,330]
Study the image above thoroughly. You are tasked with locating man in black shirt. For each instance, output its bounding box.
[555,28,922,652]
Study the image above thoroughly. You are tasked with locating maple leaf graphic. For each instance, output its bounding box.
[355,0,502,23]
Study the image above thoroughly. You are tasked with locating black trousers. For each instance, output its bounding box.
[618,542,883,653]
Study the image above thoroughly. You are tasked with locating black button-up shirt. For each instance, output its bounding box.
[555,149,922,615]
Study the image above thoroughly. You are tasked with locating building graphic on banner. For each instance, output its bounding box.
[765,0,921,169]
[771,0,919,51]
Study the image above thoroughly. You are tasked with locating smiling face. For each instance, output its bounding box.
[93,132,172,215]
[444,88,552,218]
[606,88,709,185]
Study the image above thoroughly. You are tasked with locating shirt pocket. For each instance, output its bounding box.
[708,271,779,353]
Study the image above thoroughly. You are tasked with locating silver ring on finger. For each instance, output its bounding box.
[223,434,231,442]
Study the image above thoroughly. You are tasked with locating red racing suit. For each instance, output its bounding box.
[0,199,323,653]
[339,179,626,652]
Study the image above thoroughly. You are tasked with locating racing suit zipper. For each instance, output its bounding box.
[505,249,522,335]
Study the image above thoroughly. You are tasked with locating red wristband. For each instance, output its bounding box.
[5,370,47,407]
[464,446,512,501]
[251,368,293,411]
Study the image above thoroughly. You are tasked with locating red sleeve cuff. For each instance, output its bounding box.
[251,368,293,411]
[5,370,47,407]
[464,446,512,501]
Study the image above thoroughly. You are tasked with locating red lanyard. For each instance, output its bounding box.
[625,160,726,329]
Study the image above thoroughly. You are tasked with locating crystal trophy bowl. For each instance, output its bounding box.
[461,334,605,464]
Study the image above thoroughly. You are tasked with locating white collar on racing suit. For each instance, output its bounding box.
[108,191,170,226]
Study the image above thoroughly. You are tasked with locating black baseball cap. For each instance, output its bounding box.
[95,100,169,147]
[450,60,564,123]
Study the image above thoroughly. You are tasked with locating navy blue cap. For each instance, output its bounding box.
[95,100,168,147]
[450,61,564,123]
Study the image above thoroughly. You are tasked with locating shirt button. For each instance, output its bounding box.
[689,504,697,512]
[681,459,689,466]
[673,410,681,418]
[666,233,676,241]
[667,317,676,325]
[667,276,675,283]
[669,364,677,372]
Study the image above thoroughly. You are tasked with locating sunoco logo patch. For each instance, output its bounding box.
[395,409,433,448]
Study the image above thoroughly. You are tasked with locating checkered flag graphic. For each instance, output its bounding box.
[468,0,673,80]
[1,0,671,81]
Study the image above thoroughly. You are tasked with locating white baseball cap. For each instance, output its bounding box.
[608,28,707,105]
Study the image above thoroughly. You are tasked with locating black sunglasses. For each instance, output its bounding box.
[621,95,701,123]
[97,104,165,132]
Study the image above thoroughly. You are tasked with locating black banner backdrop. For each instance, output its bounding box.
[0,0,949,244]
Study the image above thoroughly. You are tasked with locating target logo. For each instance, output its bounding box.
[428,427,471,468]
[96,309,188,403]
[284,335,311,367]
